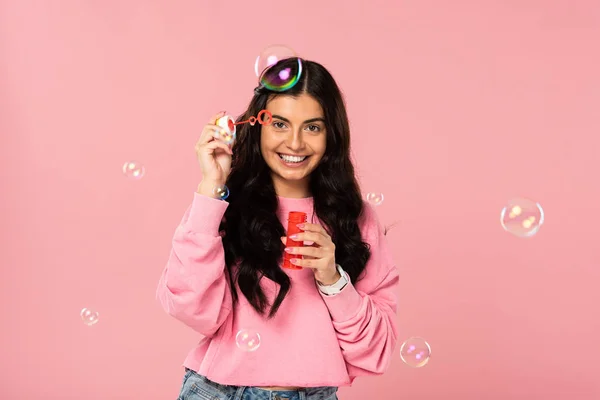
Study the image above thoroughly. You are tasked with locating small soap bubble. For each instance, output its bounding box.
[236,329,261,352]
[500,198,544,238]
[366,192,384,206]
[400,337,431,368]
[80,308,99,326]
[254,45,297,77]
[213,184,230,200]
[122,161,145,180]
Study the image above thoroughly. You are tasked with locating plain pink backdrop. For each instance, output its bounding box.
[1,1,599,399]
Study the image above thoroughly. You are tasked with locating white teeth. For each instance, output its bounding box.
[279,154,307,163]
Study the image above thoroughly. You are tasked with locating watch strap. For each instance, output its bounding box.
[317,264,349,296]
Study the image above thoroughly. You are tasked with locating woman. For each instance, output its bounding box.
[157,58,400,400]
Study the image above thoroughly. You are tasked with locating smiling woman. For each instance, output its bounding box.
[261,94,327,198]
[157,58,399,400]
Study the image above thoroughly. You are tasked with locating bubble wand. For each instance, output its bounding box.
[234,109,273,126]
[214,110,273,145]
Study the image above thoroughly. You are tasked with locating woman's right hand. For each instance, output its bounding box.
[195,111,234,186]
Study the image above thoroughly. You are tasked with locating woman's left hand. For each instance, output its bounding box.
[281,223,340,285]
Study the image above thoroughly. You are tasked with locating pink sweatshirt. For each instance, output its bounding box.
[156,193,399,387]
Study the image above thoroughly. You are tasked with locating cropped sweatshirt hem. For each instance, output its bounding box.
[182,360,352,388]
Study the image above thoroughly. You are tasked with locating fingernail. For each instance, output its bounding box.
[289,234,298,240]
[284,247,293,253]
[296,223,305,229]
[290,258,299,264]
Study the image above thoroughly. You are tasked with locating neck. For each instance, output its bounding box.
[272,175,311,198]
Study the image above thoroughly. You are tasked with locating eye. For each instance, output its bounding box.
[305,124,321,132]
[272,121,287,129]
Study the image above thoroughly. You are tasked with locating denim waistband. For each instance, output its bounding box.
[179,368,338,400]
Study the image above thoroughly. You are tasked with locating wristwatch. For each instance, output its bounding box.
[317,264,349,296]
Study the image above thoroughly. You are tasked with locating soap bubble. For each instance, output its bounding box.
[259,57,303,92]
[254,45,297,77]
[80,308,99,326]
[236,329,261,352]
[400,337,431,368]
[500,198,544,238]
[213,184,229,200]
[122,161,145,180]
[366,192,384,206]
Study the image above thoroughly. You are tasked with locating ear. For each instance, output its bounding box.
[280,236,287,246]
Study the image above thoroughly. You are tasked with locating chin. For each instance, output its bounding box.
[268,158,308,180]
[280,171,310,181]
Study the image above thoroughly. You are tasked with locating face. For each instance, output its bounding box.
[260,93,327,196]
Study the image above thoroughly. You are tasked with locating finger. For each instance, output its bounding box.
[209,111,227,125]
[283,234,313,247]
[198,124,227,145]
[285,246,326,258]
[289,257,322,269]
[197,140,233,155]
[290,232,329,247]
[205,140,234,155]
[196,127,229,149]
[298,223,331,239]
[284,237,315,246]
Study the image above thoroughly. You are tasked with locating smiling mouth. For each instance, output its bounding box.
[278,153,309,163]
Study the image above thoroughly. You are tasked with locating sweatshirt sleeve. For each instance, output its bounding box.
[156,192,233,337]
[319,203,400,380]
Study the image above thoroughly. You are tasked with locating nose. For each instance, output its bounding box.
[286,129,306,151]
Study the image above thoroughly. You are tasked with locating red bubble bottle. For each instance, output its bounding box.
[283,211,307,270]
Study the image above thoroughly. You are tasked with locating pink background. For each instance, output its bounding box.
[1,1,599,399]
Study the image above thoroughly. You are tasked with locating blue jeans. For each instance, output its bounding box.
[178,368,339,400]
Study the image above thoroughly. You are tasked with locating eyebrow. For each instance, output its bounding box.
[271,114,326,124]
